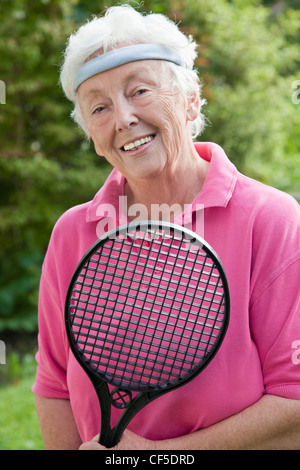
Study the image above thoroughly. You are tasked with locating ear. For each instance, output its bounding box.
[186,90,200,122]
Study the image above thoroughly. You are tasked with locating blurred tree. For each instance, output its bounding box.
[168,0,300,192]
[0,0,299,332]
[261,0,300,12]
[0,0,111,331]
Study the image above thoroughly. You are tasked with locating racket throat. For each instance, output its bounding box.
[91,377,114,447]
[99,391,156,448]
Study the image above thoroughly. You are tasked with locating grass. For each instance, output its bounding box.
[0,350,44,450]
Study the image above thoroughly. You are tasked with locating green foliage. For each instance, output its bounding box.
[0,0,299,333]
[170,0,300,191]
[0,354,44,449]
[0,0,111,332]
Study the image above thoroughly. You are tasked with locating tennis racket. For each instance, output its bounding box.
[65,220,230,448]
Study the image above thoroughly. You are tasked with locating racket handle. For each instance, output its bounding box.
[91,377,115,448]
[100,390,161,448]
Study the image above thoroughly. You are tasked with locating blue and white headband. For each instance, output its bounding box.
[74,43,183,91]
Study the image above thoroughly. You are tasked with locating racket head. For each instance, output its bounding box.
[65,220,230,396]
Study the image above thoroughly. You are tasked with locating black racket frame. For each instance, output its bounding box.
[65,220,230,448]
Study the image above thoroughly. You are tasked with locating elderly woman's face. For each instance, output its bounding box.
[78,60,196,181]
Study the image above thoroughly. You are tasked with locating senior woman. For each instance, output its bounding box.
[33,5,300,450]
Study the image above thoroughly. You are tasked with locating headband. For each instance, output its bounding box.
[74,43,183,91]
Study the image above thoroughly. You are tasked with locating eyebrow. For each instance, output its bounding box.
[84,88,103,99]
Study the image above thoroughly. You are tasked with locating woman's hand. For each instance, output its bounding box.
[79,429,157,451]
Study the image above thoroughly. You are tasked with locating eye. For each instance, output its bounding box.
[134,88,147,96]
[92,105,105,115]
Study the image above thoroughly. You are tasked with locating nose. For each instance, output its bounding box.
[114,99,139,132]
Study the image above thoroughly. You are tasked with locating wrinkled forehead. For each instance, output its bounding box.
[77,61,164,103]
[74,43,183,92]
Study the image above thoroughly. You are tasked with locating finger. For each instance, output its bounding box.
[79,435,104,450]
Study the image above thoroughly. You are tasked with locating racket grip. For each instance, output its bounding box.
[91,377,115,448]
[100,392,156,448]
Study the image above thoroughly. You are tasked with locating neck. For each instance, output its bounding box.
[125,146,209,222]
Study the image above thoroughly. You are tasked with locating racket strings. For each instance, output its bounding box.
[69,227,226,391]
[100,227,167,383]
[92,235,140,372]
[135,230,196,385]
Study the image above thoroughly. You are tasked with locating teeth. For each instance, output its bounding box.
[123,135,153,151]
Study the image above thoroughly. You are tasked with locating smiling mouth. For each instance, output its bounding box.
[122,134,155,152]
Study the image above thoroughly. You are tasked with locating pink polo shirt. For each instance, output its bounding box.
[33,142,300,443]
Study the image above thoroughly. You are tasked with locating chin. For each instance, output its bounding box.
[138,160,166,180]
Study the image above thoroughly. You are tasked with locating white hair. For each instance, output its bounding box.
[60,4,206,140]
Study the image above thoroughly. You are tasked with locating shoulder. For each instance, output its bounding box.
[233,172,300,234]
[230,173,300,288]
[43,200,97,280]
[46,201,92,255]
[53,201,91,234]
